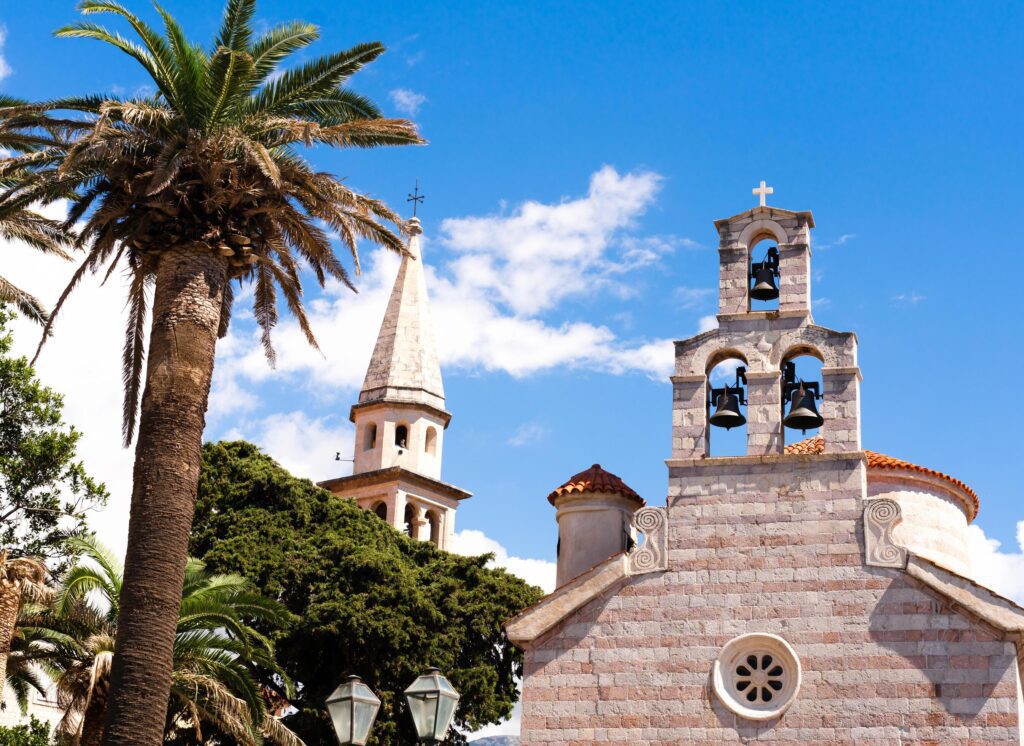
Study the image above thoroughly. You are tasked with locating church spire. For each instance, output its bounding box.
[324,212,470,552]
[357,217,446,412]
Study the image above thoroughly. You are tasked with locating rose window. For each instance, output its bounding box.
[733,652,784,704]
[712,633,801,720]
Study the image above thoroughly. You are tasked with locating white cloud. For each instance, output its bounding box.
[0,26,11,83]
[4,209,135,562]
[450,529,556,593]
[441,165,670,316]
[209,167,681,403]
[389,88,427,116]
[507,423,547,447]
[966,522,1024,605]
[223,411,354,483]
[698,314,719,333]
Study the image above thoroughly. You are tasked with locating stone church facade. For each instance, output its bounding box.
[506,201,1024,744]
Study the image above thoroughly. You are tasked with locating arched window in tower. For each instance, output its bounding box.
[425,510,441,546]
[404,503,416,538]
[425,426,437,456]
[749,241,780,311]
[395,424,409,450]
[706,352,749,457]
[780,349,824,446]
[372,501,388,521]
[363,423,377,451]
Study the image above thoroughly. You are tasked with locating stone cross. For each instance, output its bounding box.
[752,180,773,207]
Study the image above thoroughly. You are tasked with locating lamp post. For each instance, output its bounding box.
[326,674,381,745]
[404,667,461,744]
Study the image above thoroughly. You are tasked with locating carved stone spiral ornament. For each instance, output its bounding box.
[628,507,668,574]
[864,498,907,568]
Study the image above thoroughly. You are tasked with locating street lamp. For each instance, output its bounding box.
[404,667,461,744]
[326,674,381,745]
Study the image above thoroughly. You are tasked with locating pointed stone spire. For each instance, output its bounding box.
[358,217,446,412]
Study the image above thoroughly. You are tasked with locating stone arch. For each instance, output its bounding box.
[705,347,749,374]
[737,219,788,249]
[769,327,854,369]
[425,426,438,456]
[372,501,388,521]
[777,341,825,366]
[395,423,409,449]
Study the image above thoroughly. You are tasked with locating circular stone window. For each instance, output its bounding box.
[712,633,801,720]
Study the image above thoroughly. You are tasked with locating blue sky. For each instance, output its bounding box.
[2,0,1023,593]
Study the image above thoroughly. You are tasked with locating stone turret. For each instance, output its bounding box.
[549,464,645,587]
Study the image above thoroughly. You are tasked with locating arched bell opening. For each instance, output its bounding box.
[403,502,417,538]
[363,423,377,452]
[425,509,441,547]
[372,501,388,522]
[707,355,749,457]
[395,423,409,450]
[748,236,780,312]
[425,426,438,456]
[780,352,824,447]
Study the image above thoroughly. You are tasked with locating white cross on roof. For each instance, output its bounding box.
[753,180,774,207]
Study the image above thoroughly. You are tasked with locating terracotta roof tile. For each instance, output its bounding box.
[784,436,979,517]
[548,464,645,506]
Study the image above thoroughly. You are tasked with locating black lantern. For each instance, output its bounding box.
[404,667,460,744]
[781,361,824,433]
[326,675,381,745]
[708,366,748,430]
[750,246,780,302]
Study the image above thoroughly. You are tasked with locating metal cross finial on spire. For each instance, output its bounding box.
[407,179,425,217]
[752,180,774,207]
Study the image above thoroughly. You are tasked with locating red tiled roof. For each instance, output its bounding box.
[547,464,645,506]
[785,436,979,517]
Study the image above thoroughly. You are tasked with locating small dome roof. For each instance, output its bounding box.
[785,436,979,519]
[548,464,645,506]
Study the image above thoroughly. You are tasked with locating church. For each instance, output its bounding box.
[504,192,1024,743]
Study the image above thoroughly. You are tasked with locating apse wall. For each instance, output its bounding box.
[868,473,973,576]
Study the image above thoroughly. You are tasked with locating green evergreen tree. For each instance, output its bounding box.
[191,441,544,745]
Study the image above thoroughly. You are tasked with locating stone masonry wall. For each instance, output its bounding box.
[519,455,1020,744]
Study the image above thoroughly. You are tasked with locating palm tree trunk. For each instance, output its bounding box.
[80,675,109,746]
[101,248,227,746]
[0,578,20,688]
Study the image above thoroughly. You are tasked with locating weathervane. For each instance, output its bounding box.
[407,179,425,217]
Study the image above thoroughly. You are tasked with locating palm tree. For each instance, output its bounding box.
[0,551,48,694]
[18,537,299,745]
[7,1,422,741]
[0,95,73,323]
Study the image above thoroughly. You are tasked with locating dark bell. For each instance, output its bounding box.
[783,384,824,433]
[750,265,780,301]
[709,390,746,430]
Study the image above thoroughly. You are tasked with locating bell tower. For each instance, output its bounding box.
[673,186,861,460]
[319,216,470,550]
